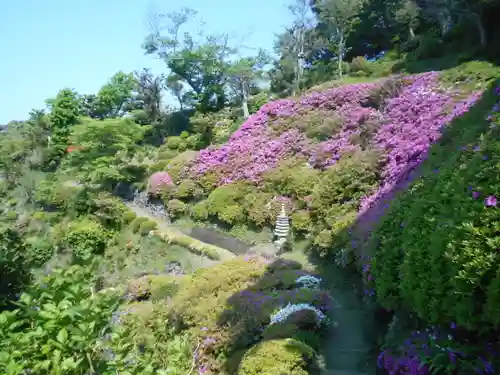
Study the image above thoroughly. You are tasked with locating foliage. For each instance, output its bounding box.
[369,84,500,331]
[138,219,158,236]
[61,117,147,187]
[127,256,331,374]
[0,263,121,375]
[61,219,111,260]
[237,339,314,375]
[0,226,31,308]
[167,199,187,218]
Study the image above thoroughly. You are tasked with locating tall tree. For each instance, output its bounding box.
[143,7,235,113]
[45,88,81,168]
[314,0,365,78]
[226,49,270,118]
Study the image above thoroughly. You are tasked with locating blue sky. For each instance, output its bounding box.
[0,0,295,123]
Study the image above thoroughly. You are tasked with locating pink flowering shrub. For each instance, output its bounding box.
[184,71,482,254]
[147,171,174,195]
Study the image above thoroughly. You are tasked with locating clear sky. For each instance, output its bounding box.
[0,0,295,123]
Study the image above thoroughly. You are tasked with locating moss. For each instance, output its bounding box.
[237,339,314,375]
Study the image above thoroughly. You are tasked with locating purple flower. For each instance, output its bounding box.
[472,191,480,199]
[485,195,497,207]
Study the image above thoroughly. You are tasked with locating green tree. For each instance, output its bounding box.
[314,0,365,78]
[61,118,148,188]
[94,71,137,118]
[226,49,270,118]
[46,88,81,168]
[143,7,235,112]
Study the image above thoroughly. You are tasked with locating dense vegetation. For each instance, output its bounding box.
[1,0,500,374]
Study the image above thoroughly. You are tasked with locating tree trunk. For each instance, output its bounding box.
[337,31,344,79]
[474,14,487,47]
[409,26,415,40]
[241,83,250,119]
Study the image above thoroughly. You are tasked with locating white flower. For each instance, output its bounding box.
[295,275,321,289]
[269,303,326,326]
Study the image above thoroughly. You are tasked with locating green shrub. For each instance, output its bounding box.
[350,56,372,74]
[180,130,189,139]
[0,263,122,374]
[243,191,274,227]
[174,179,202,200]
[165,136,183,150]
[290,210,312,234]
[190,200,209,221]
[311,148,380,251]
[206,182,254,225]
[369,85,500,330]
[237,339,314,375]
[262,157,320,199]
[138,220,158,236]
[157,149,180,161]
[440,61,500,90]
[5,211,17,221]
[148,160,169,173]
[25,235,54,268]
[122,210,137,224]
[90,193,128,229]
[167,199,186,219]
[63,219,110,260]
[165,151,199,183]
[0,227,31,308]
[162,256,327,373]
[131,217,149,233]
[248,92,270,114]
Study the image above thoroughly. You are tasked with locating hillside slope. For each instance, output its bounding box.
[164,65,491,259]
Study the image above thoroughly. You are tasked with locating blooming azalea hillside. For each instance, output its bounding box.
[162,63,494,257]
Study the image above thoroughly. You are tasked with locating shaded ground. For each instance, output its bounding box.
[280,250,377,375]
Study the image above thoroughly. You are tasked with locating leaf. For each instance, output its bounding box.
[57,328,68,344]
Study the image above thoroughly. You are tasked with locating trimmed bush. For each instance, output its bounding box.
[147,171,174,196]
[63,219,110,260]
[131,217,149,233]
[138,220,158,236]
[369,84,500,330]
[237,339,313,375]
[122,210,137,224]
[167,199,186,219]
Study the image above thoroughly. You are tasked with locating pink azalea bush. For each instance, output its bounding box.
[190,73,480,216]
[148,171,174,195]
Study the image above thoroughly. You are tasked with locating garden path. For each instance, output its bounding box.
[318,265,376,375]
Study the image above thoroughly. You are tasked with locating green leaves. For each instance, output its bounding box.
[0,263,123,374]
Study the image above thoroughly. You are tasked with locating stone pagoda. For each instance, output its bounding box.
[274,204,290,252]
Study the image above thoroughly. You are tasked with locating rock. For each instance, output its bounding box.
[126,276,151,302]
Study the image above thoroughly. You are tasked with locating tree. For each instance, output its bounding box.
[166,73,186,111]
[61,118,148,188]
[45,88,81,168]
[133,68,165,123]
[143,7,235,113]
[314,0,365,78]
[226,49,270,118]
[94,71,137,118]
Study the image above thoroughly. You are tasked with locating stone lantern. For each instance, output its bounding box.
[274,203,290,252]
